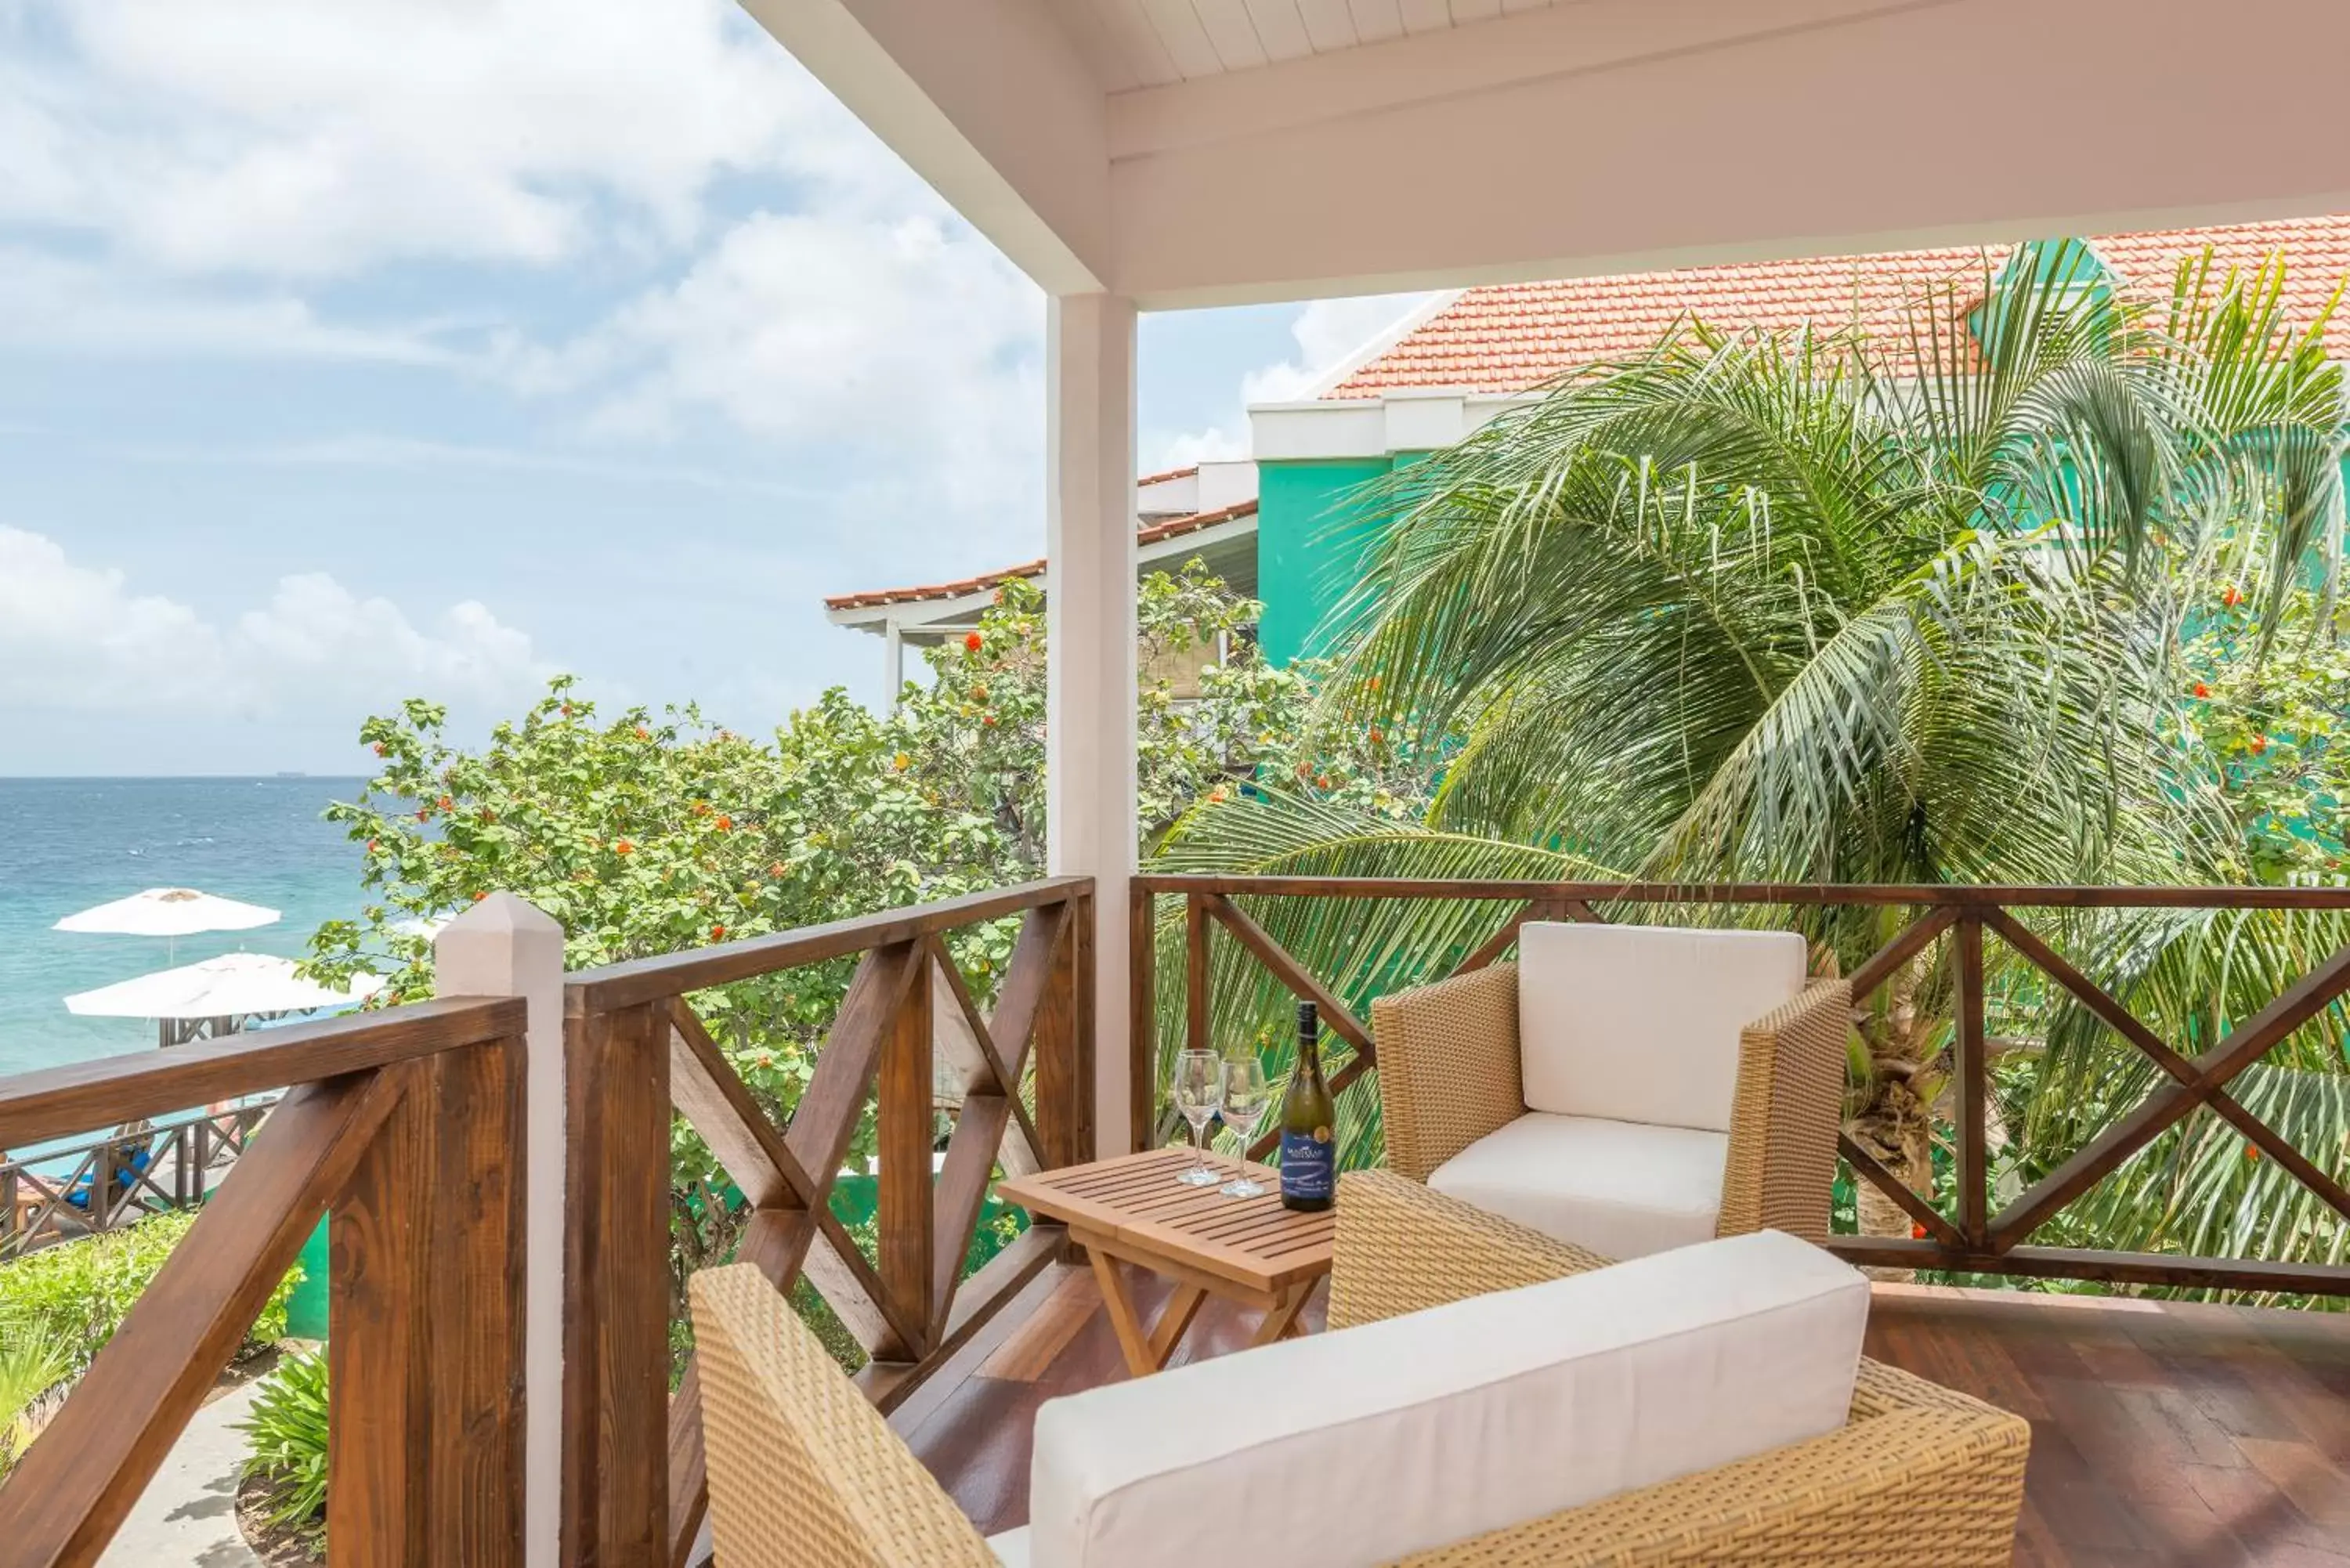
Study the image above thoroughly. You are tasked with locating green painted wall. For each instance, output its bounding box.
[1256,457,1407,664]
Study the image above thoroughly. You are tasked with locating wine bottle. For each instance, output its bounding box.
[1279,1000,1336,1212]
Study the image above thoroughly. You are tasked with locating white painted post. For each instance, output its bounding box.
[435,893,566,1568]
[1046,292,1138,1154]
[883,618,906,710]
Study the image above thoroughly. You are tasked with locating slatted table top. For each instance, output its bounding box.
[998,1146,1336,1295]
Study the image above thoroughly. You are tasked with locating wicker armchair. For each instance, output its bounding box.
[1332,1171,2031,1567]
[1372,925,1851,1251]
[689,1172,2030,1568]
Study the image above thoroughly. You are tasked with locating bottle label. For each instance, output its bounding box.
[1280,1126,1336,1201]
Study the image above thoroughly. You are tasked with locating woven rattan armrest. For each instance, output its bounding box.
[1369,960,1524,1183]
[690,1265,999,1568]
[1329,1169,1609,1330]
[1334,1172,2030,1566]
[1393,1363,2030,1567]
[1717,978,1851,1245]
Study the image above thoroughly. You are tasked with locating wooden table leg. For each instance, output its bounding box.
[1088,1246,1161,1378]
[1145,1284,1208,1367]
[1249,1280,1317,1347]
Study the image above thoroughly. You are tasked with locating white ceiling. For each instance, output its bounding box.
[1044,0,1562,90]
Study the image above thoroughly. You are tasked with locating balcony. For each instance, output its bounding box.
[0,874,2345,1566]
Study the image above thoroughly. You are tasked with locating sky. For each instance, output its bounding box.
[0,0,1426,776]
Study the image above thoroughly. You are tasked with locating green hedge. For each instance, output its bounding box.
[0,1211,298,1378]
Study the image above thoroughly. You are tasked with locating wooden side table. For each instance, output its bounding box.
[997,1146,1335,1378]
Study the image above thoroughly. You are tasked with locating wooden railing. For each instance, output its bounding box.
[1131,876,2350,1298]
[0,997,527,1566]
[560,876,1096,1568]
[2,1101,275,1257]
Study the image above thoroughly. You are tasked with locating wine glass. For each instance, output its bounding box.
[1171,1049,1224,1186]
[1217,1057,1271,1198]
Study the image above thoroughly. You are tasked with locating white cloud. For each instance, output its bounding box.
[1,0,881,277]
[1144,292,1439,472]
[0,526,554,717]
[501,207,1047,555]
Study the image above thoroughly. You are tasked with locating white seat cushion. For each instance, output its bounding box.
[1518,922,1806,1130]
[1429,1111,1727,1260]
[1025,1230,1868,1568]
[988,1526,1031,1566]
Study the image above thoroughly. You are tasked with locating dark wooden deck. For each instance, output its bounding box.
[902,1266,2350,1567]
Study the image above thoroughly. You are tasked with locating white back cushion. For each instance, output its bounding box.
[1026,1230,1867,1568]
[1518,922,1806,1130]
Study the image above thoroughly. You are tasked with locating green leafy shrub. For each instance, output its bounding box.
[237,1349,329,1557]
[0,1211,297,1378]
[0,1324,71,1476]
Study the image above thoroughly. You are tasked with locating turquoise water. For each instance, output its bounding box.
[0,778,372,1080]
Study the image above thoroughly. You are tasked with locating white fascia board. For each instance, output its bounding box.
[1100,0,2350,307]
[830,513,1262,638]
[1249,390,1543,461]
[740,0,1111,294]
[830,583,1007,635]
[1138,469,1199,514]
[1194,460,1259,511]
[1139,513,1257,567]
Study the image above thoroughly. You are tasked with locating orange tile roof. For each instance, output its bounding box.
[1327,215,2350,398]
[826,498,1258,613]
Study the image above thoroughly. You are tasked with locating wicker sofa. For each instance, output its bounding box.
[1372,922,1853,1253]
[689,1169,2030,1568]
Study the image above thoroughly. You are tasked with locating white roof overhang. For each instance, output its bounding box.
[742,0,2350,309]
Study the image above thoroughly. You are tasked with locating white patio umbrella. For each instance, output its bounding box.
[65,953,381,1047]
[54,887,281,963]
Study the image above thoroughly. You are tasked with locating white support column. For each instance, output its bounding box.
[435,893,566,1568]
[1045,292,1137,1154]
[882,618,906,708]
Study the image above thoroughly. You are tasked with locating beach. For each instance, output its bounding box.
[0,777,371,1078]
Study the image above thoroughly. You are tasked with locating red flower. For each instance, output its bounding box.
[2251,735,2269,756]
[1368,727,1384,746]
[710,923,726,941]
[2222,585,2244,608]
[965,632,984,652]
[365,839,378,853]
[472,891,488,902]
[372,742,386,757]
[416,808,432,822]
[2246,1143,2261,1162]
[982,714,999,728]
[436,795,453,811]
[615,840,634,855]
[2192,682,2211,699]
[714,815,732,832]
[1910,1222,1929,1241]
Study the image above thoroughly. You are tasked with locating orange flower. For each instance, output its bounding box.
[1368,727,1384,746]
[710,923,727,941]
[436,794,453,811]
[372,742,386,757]
[472,891,488,902]
[615,840,635,855]
[982,714,999,728]
[891,752,909,771]
[634,726,650,740]
[1910,1222,1929,1241]
[2246,1143,2261,1162]
[2251,735,2269,756]
[965,632,983,652]
[768,862,786,878]
[714,815,732,832]
[2222,585,2243,608]
[2192,682,2210,699]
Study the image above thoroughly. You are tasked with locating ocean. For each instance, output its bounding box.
[0,777,373,1081]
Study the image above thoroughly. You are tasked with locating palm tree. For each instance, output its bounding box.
[1159,243,2350,1264]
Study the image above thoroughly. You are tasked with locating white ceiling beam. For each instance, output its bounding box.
[739,0,1112,294]
[1104,0,2350,306]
